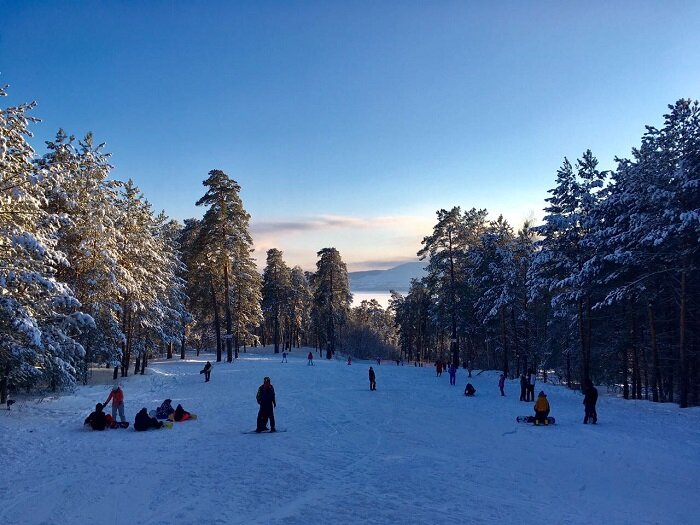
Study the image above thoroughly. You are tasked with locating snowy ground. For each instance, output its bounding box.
[2,347,699,525]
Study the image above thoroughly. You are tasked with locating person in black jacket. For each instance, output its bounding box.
[200,361,212,382]
[134,407,164,431]
[583,379,598,424]
[369,367,376,391]
[84,403,108,431]
[256,377,277,432]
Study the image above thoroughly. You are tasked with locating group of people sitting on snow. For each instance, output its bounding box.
[84,385,194,432]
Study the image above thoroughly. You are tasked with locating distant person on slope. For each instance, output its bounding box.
[200,361,212,382]
[583,379,598,424]
[519,374,527,401]
[448,363,457,386]
[369,366,376,391]
[533,391,550,425]
[307,352,314,366]
[435,360,443,377]
[103,384,127,424]
[84,403,108,431]
[498,373,506,396]
[256,377,277,432]
[464,383,476,396]
[282,352,288,363]
[527,369,536,402]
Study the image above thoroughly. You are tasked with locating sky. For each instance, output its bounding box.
[1,1,699,271]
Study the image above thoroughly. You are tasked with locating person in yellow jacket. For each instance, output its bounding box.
[533,391,550,425]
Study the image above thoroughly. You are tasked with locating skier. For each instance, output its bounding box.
[84,403,108,431]
[583,379,598,424]
[464,383,476,396]
[448,363,457,386]
[134,407,164,431]
[369,366,376,391]
[155,399,174,419]
[103,384,127,425]
[200,361,212,382]
[533,391,550,425]
[282,352,288,363]
[498,373,506,396]
[307,352,314,366]
[256,377,277,432]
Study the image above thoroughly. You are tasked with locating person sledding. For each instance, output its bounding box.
[200,361,212,382]
[84,403,108,431]
[169,403,192,422]
[104,384,127,426]
[464,383,476,396]
[256,376,276,432]
[533,391,550,425]
[134,407,165,431]
[154,399,174,419]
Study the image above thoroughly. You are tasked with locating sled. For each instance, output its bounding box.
[109,421,130,429]
[516,416,556,425]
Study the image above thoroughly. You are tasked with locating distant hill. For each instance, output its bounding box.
[348,261,427,292]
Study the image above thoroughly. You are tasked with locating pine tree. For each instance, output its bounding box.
[312,248,351,358]
[262,249,292,353]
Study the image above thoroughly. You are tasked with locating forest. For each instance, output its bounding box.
[1,83,698,406]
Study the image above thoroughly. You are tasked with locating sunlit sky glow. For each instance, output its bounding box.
[2,1,698,270]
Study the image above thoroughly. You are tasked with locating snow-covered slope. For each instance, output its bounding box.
[349,261,427,292]
[2,347,699,525]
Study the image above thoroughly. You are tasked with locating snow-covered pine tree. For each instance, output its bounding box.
[195,170,260,361]
[262,248,292,353]
[0,84,88,400]
[311,248,351,358]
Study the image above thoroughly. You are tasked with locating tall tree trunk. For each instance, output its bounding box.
[180,330,186,360]
[211,280,222,362]
[274,310,280,353]
[500,307,508,374]
[224,263,233,362]
[679,266,689,408]
[0,364,9,404]
[648,303,662,402]
[167,342,173,359]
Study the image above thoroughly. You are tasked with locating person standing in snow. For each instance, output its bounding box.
[256,377,277,432]
[435,360,443,377]
[583,379,598,424]
[104,384,127,424]
[368,366,376,391]
[498,373,506,396]
[448,363,457,386]
[307,352,314,366]
[527,369,536,402]
[533,391,550,425]
[282,352,288,363]
[200,361,212,382]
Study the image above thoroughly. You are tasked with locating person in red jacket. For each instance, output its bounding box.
[307,352,314,366]
[104,384,126,424]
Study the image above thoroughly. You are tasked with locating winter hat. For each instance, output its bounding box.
[538,391,546,397]
[264,377,271,383]
[95,403,103,411]
[112,383,120,391]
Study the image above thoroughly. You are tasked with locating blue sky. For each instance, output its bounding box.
[1,1,698,270]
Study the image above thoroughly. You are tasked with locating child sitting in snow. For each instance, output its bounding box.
[171,403,192,422]
[155,399,175,419]
[464,383,476,396]
[84,403,108,431]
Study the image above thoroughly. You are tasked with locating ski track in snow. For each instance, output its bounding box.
[2,347,700,525]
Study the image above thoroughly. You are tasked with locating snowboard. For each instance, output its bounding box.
[168,413,198,422]
[109,421,130,429]
[242,428,287,434]
[516,416,556,425]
